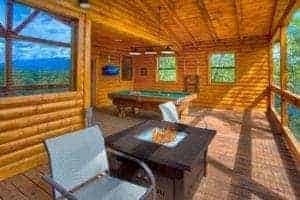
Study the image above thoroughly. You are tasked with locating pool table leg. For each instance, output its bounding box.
[117,106,126,118]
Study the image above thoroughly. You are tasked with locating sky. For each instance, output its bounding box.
[0,0,72,63]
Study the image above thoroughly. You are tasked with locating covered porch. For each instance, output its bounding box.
[0,108,299,199]
[0,0,300,199]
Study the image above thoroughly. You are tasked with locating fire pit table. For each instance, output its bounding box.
[105,120,216,200]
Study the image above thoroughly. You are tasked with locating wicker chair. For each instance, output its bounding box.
[43,109,155,200]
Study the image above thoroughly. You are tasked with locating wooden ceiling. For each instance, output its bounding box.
[90,0,294,48]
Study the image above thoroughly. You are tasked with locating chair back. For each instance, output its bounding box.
[44,126,109,199]
[85,107,94,127]
[159,101,180,123]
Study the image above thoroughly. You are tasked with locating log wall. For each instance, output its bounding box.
[0,0,90,180]
[91,44,133,108]
[134,41,269,111]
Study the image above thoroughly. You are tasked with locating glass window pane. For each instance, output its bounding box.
[210,53,235,83]
[212,68,235,83]
[287,10,300,95]
[19,11,72,43]
[0,37,4,86]
[274,93,281,115]
[159,56,176,81]
[12,40,72,87]
[159,69,176,82]
[13,2,34,29]
[211,53,235,68]
[288,104,300,142]
[272,42,281,87]
[159,56,176,69]
[0,0,5,27]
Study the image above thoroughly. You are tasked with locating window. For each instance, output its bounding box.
[0,38,4,86]
[0,1,76,97]
[210,53,235,83]
[288,104,300,141]
[287,10,300,95]
[272,42,281,87]
[274,93,281,115]
[158,56,176,82]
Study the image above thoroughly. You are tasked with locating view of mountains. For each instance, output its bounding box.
[0,58,71,71]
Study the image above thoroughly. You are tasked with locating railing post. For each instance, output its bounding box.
[280,25,288,126]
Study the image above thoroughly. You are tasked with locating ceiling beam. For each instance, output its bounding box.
[196,0,218,42]
[14,10,40,33]
[232,0,242,39]
[136,0,182,50]
[269,0,278,35]
[272,0,296,36]
[160,0,198,47]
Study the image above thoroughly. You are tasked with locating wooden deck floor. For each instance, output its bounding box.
[0,108,299,200]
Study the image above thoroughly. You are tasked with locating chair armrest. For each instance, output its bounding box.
[43,176,78,200]
[107,148,156,200]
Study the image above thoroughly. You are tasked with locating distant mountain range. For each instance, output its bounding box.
[0,58,71,71]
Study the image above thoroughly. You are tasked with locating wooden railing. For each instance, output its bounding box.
[270,85,300,108]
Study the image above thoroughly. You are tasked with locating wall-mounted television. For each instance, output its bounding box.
[102,65,120,76]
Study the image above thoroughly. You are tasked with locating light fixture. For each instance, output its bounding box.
[145,47,157,55]
[161,46,175,55]
[129,47,141,56]
[79,0,90,8]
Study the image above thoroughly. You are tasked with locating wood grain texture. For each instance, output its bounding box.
[91,40,134,108]
[0,0,90,180]
[133,41,269,112]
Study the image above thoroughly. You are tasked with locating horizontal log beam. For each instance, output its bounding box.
[0,91,81,109]
[9,33,71,47]
[0,123,83,156]
[183,35,270,49]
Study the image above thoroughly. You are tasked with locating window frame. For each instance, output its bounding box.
[209,52,236,85]
[0,0,77,97]
[156,54,177,83]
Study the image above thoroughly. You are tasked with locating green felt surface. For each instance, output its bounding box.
[116,90,191,99]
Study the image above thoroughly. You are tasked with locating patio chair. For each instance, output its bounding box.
[159,101,180,123]
[43,124,156,200]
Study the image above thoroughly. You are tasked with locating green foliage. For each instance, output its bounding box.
[0,70,4,86]
[158,56,176,81]
[272,42,281,87]
[210,53,235,83]
[274,93,281,114]
[287,10,300,140]
[12,69,70,85]
[287,10,300,95]
[288,104,300,141]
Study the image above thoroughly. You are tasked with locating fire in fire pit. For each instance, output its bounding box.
[152,127,176,144]
[135,126,187,148]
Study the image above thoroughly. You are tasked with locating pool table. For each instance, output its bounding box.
[108,90,197,118]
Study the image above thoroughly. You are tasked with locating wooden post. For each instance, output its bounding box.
[5,0,13,93]
[280,25,288,126]
[269,43,274,110]
[83,15,91,109]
